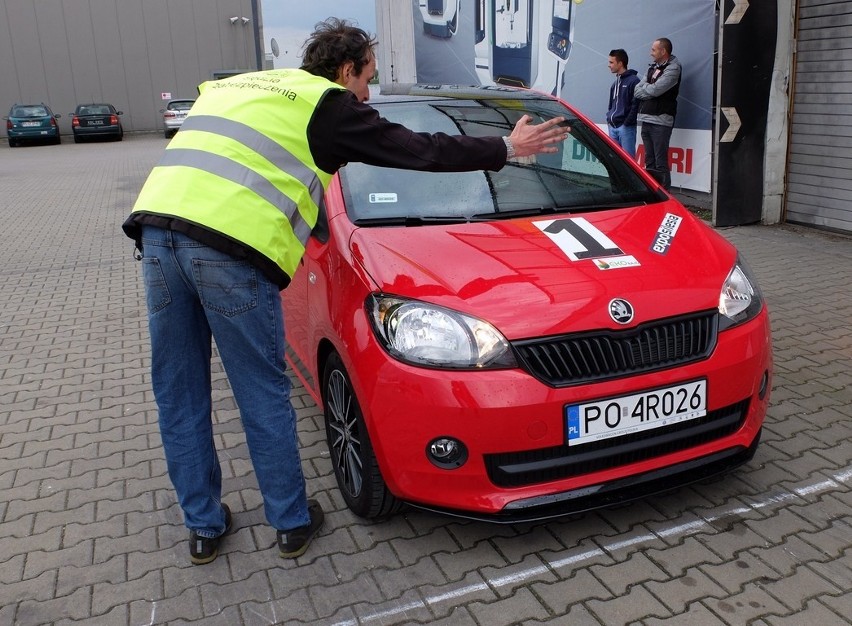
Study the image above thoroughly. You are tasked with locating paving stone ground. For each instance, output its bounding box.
[1,134,850,626]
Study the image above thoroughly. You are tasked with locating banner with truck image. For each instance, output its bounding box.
[412,0,715,192]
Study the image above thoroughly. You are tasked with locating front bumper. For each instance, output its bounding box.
[351,308,772,518]
[411,431,761,523]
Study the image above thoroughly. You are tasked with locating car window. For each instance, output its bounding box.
[340,98,659,223]
[168,101,194,111]
[13,106,48,117]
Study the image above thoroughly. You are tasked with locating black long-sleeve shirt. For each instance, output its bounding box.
[309,89,507,174]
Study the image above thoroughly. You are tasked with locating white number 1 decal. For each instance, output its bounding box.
[535,217,624,261]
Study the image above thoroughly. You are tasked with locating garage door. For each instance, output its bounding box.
[785,0,852,233]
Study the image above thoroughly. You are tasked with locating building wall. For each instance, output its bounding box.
[784,0,852,233]
[762,0,796,225]
[0,0,262,134]
[375,0,416,84]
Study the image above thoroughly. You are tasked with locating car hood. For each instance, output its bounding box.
[349,202,736,338]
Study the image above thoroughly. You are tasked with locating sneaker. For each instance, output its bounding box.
[189,503,232,565]
[277,499,324,558]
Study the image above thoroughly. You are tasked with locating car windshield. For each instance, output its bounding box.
[340,96,660,224]
[168,101,194,111]
[12,106,48,117]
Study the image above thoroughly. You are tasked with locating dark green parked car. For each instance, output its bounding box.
[5,103,62,147]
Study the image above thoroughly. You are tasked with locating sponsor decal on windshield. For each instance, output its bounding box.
[368,193,398,203]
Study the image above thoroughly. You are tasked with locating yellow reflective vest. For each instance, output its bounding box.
[130,69,345,283]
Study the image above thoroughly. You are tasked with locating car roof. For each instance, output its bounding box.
[371,83,558,105]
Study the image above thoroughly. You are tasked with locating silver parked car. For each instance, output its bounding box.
[160,99,195,138]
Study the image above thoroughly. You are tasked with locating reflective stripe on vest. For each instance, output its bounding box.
[162,115,323,245]
[131,70,342,279]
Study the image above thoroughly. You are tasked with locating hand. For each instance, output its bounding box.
[508,115,570,158]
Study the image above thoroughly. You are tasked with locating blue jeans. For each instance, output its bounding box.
[641,122,674,189]
[608,124,637,159]
[140,226,309,537]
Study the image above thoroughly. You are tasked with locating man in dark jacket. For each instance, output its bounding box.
[634,37,682,189]
[606,48,640,158]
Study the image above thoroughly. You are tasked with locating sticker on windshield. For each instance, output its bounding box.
[368,193,398,203]
[650,213,682,255]
[535,217,625,261]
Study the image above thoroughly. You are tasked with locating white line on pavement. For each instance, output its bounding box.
[331,467,850,625]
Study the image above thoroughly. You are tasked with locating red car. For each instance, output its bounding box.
[282,85,772,522]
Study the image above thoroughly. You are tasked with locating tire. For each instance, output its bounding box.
[164,129,171,139]
[323,352,400,519]
[74,135,81,144]
[9,138,18,148]
[53,134,61,145]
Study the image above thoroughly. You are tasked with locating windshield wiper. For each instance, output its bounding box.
[353,215,479,227]
[470,206,570,220]
[471,201,645,221]
[560,201,647,212]
[353,201,647,227]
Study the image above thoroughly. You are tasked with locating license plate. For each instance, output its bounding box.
[566,379,707,446]
[22,121,40,127]
[89,120,103,125]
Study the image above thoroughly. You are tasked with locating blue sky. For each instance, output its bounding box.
[260,1,377,68]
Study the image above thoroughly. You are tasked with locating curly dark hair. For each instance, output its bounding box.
[300,17,377,81]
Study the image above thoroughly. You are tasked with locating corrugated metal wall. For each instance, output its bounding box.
[785,0,852,233]
[0,0,260,134]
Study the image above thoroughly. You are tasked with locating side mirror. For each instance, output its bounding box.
[116,111,124,115]
[54,114,62,119]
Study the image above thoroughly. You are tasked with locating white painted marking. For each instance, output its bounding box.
[726,0,749,24]
[333,468,850,625]
[720,107,741,142]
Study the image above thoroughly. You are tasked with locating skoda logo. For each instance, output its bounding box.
[609,298,634,324]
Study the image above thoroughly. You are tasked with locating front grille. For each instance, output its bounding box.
[484,399,750,488]
[513,310,718,387]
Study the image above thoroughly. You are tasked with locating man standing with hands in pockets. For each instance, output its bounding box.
[606,48,640,158]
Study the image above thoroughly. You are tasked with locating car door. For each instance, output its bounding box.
[282,201,331,396]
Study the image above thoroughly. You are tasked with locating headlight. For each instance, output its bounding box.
[367,295,517,369]
[718,256,764,330]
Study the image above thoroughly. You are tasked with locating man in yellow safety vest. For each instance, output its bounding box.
[123,17,568,565]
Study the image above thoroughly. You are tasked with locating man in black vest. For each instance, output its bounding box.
[634,38,682,189]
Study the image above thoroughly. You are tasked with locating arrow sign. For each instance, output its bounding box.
[720,107,741,142]
[725,0,749,24]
